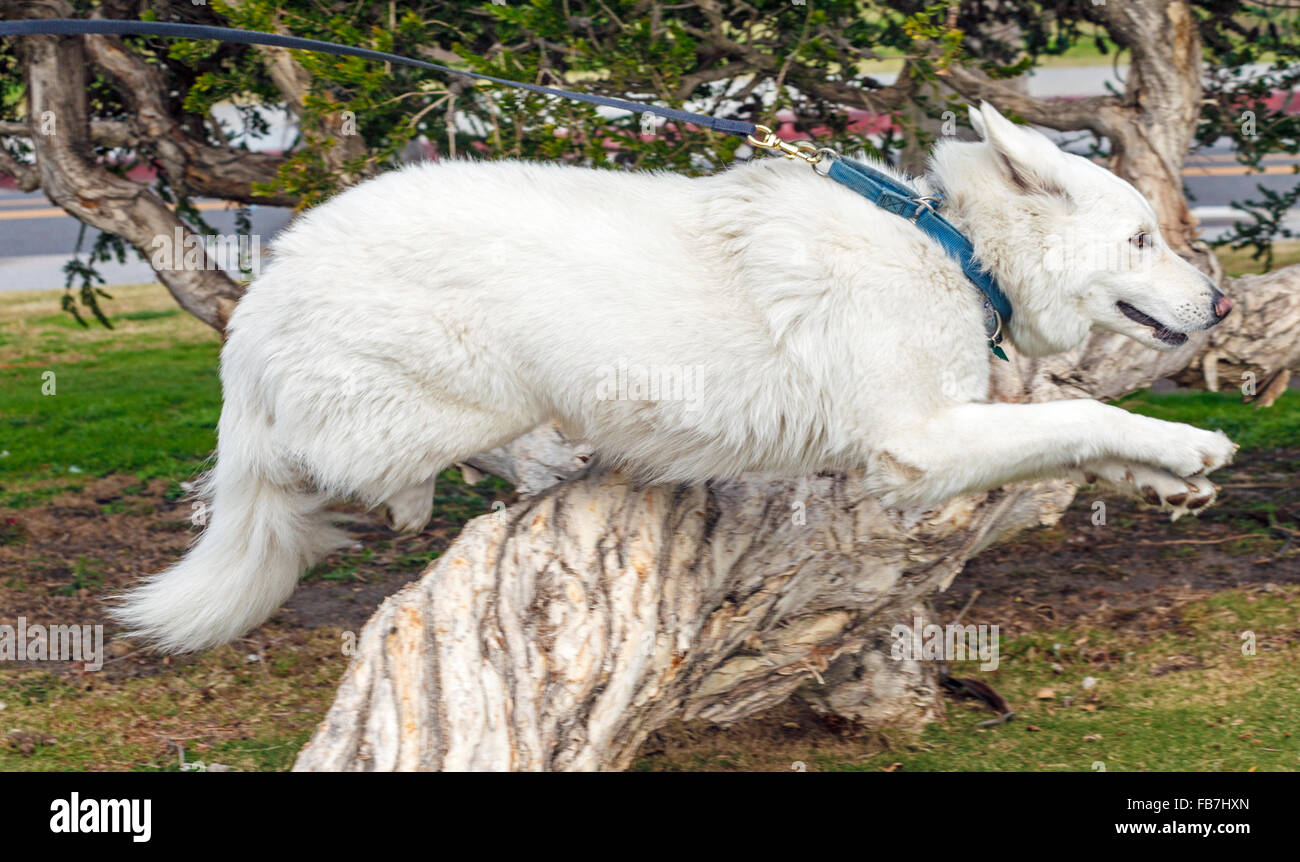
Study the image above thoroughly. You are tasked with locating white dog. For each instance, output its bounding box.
[113,103,1237,653]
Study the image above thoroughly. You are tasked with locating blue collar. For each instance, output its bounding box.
[823,156,1012,360]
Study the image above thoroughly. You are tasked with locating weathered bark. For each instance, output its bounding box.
[1173,267,1300,394]
[296,472,1055,771]
[0,118,135,149]
[795,603,948,729]
[295,266,1299,772]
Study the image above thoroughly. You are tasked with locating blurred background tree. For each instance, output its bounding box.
[1,0,1296,329]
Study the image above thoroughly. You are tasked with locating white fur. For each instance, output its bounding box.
[112,103,1236,652]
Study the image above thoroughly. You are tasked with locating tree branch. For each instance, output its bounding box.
[0,118,137,148]
[941,63,1124,135]
[221,0,368,184]
[16,0,243,332]
[81,26,294,206]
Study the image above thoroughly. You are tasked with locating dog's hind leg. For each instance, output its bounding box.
[326,397,540,529]
[380,476,438,534]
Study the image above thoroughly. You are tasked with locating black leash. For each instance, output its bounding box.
[0,18,758,137]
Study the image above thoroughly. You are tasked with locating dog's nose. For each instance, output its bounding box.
[1210,287,1233,321]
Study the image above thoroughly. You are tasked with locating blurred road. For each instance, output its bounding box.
[1,66,1296,292]
[2,146,1294,292]
[0,194,294,291]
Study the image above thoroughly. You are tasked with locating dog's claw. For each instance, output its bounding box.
[1167,483,1216,522]
[1086,461,1223,521]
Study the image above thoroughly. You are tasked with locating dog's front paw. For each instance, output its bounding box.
[1075,461,1219,521]
[1148,424,1238,478]
[1196,428,1238,474]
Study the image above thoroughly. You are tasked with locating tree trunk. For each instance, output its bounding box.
[1094,0,1217,275]
[294,267,1300,771]
[13,0,246,332]
[944,1,1217,273]
[295,472,1052,771]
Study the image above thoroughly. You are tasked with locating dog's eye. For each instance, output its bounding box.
[1131,232,1152,249]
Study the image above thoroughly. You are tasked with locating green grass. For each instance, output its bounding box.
[1117,389,1300,451]
[303,534,448,581]
[0,283,222,505]
[113,309,182,323]
[1218,241,1300,278]
[304,548,375,582]
[0,341,220,501]
[58,556,107,596]
[634,586,1300,772]
[6,582,1281,772]
[0,632,345,772]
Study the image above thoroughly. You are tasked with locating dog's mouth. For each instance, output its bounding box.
[1116,301,1188,347]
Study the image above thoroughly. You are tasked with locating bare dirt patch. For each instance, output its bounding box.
[0,473,507,681]
[0,450,1294,770]
[933,448,1300,638]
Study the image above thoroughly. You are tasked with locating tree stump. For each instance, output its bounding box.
[295,264,1299,772]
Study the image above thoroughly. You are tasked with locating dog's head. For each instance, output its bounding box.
[935,102,1231,356]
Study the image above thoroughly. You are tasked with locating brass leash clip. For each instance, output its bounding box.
[745,124,824,166]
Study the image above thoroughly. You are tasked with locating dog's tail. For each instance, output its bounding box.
[111,379,346,654]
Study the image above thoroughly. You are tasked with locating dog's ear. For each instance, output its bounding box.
[974,102,1073,202]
